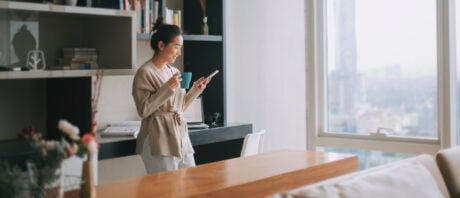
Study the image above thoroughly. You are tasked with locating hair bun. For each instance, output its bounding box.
[152,17,166,32]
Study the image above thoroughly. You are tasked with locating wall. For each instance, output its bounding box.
[95,40,152,128]
[225,0,307,151]
[96,39,183,128]
[95,75,138,127]
[97,0,308,152]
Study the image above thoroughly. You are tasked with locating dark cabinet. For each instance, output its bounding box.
[98,123,252,164]
[138,0,226,125]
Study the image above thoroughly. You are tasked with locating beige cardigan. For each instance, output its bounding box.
[132,61,201,157]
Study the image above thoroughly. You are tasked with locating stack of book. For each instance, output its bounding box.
[56,48,98,70]
[122,0,166,34]
[135,0,160,33]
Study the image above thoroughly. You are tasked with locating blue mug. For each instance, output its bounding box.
[181,72,192,89]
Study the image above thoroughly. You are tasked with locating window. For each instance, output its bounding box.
[318,147,416,169]
[456,0,460,144]
[326,0,437,137]
[307,0,458,160]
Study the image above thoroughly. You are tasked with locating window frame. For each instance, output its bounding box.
[306,0,458,154]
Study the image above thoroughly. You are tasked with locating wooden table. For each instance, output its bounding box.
[96,150,358,198]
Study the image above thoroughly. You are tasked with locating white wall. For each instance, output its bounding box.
[96,40,184,128]
[95,40,152,128]
[225,0,307,152]
[97,0,308,152]
[96,75,139,127]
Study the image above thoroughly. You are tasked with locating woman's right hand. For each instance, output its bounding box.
[167,73,182,89]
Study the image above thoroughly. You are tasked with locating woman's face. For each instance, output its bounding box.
[159,35,183,64]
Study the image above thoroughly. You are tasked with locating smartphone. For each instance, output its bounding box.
[207,70,219,79]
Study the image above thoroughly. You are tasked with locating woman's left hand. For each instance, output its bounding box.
[193,77,211,92]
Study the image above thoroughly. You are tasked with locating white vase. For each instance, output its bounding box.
[91,151,98,185]
[66,0,78,6]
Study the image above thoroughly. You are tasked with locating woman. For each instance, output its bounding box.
[132,19,211,174]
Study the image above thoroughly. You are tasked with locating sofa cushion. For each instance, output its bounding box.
[410,154,450,197]
[278,160,444,198]
[436,146,460,197]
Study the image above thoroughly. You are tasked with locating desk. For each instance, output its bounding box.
[96,150,358,197]
[98,123,252,164]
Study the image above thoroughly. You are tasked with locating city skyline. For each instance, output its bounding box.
[326,0,440,137]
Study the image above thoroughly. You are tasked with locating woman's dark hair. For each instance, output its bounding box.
[150,17,182,51]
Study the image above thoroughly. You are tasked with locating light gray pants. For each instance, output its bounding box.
[141,136,196,174]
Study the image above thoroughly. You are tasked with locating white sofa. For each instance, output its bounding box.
[271,146,460,198]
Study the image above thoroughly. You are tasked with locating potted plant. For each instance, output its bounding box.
[0,160,22,198]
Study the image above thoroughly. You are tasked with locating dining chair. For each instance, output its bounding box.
[240,130,266,157]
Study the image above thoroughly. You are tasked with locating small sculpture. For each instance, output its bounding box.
[199,0,209,35]
[26,49,46,71]
[66,0,78,6]
[211,112,221,127]
[202,16,209,35]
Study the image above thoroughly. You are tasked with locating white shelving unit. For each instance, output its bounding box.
[0,1,133,17]
[0,69,136,79]
[0,1,49,12]
[137,33,222,42]
[0,1,138,151]
[0,1,136,79]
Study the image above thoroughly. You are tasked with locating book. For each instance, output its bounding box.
[58,57,98,65]
[62,48,97,52]
[150,0,154,24]
[63,54,98,58]
[123,0,130,10]
[154,0,159,22]
[164,7,173,24]
[173,10,181,28]
[63,48,97,54]
[144,0,150,33]
[62,48,98,57]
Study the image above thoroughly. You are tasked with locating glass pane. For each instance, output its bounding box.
[325,0,437,138]
[457,1,460,144]
[318,146,417,170]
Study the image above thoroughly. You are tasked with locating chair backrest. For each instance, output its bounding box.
[240,130,266,157]
[436,146,460,197]
[98,154,147,184]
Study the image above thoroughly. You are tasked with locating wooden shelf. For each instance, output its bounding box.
[184,34,223,42]
[136,33,152,40]
[137,33,222,42]
[0,1,133,17]
[0,1,48,12]
[0,69,136,79]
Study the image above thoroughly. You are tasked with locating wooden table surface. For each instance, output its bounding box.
[96,150,358,198]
